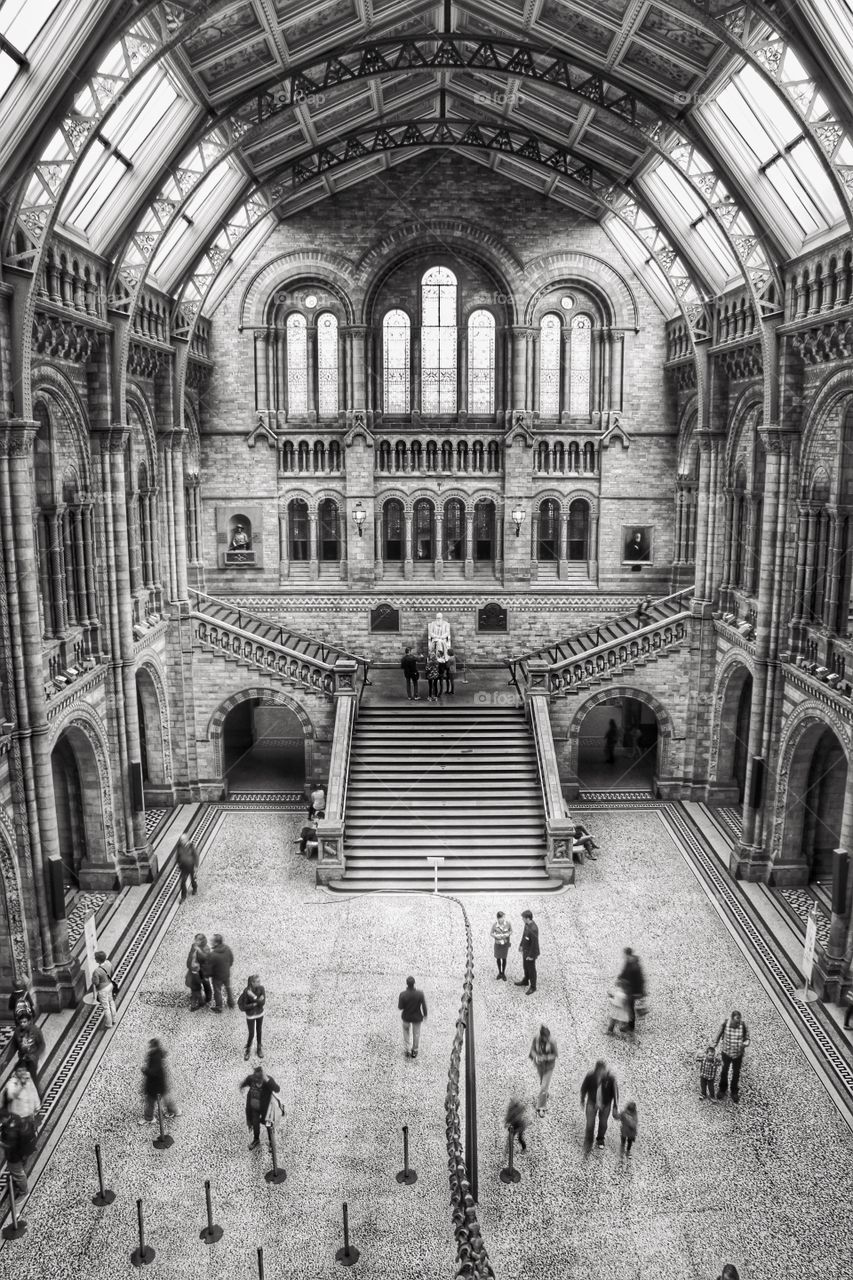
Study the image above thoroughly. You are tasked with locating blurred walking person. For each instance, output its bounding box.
[139,1038,181,1125]
[187,933,214,1007]
[176,834,198,901]
[529,1025,558,1117]
[581,1059,619,1150]
[504,1097,529,1153]
[92,950,118,1028]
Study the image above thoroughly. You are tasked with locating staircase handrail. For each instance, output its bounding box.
[507,584,694,672]
[547,607,692,674]
[189,588,370,670]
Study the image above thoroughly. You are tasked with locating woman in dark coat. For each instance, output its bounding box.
[240,1065,281,1148]
[187,933,214,1007]
[238,974,266,1060]
[140,1039,181,1124]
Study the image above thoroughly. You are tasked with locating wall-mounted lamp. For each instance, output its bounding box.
[353,501,366,537]
[511,505,526,537]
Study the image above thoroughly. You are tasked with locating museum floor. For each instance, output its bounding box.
[1,804,851,1280]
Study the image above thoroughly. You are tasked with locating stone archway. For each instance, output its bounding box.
[135,664,173,804]
[50,722,116,891]
[566,685,674,795]
[209,687,315,795]
[777,718,848,885]
[712,660,753,805]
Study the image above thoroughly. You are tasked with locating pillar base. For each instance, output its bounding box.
[78,866,120,892]
[33,960,85,1011]
[730,841,772,881]
[766,861,810,887]
[812,946,847,1002]
[314,861,344,886]
[116,847,155,886]
[464,558,474,580]
[703,782,742,806]
[404,559,413,580]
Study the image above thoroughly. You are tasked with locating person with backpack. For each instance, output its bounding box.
[238,975,266,1060]
[92,950,118,1028]
[176,834,199,901]
[239,1064,281,1149]
[714,1010,750,1103]
[8,984,36,1025]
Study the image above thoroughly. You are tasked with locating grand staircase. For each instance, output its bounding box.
[329,703,563,893]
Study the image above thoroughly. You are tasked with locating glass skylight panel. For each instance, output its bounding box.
[0,51,19,100]
[65,154,126,230]
[0,0,62,52]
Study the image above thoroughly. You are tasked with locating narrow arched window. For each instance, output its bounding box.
[317,312,338,418]
[383,310,410,414]
[286,314,308,416]
[539,314,561,417]
[422,266,457,414]
[570,314,592,416]
[467,309,495,415]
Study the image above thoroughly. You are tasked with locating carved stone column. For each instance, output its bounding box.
[464,509,474,580]
[403,507,413,581]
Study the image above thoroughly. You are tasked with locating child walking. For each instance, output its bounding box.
[606,980,632,1036]
[504,1097,529,1153]
[696,1044,721,1100]
[617,1101,638,1155]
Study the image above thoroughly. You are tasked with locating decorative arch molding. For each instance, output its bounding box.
[532,487,573,511]
[183,396,201,476]
[799,369,853,485]
[522,256,640,330]
[309,488,348,508]
[32,364,93,495]
[136,657,173,784]
[677,402,699,476]
[0,803,31,985]
[709,652,754,784]
[556,488,599,512]
[771,702,851,863]
[724,392,762,482]
[49,705,118,870]
[378,489,410,514]
[565,683,675,776]
[278,488,315,510]
[126,385,158,480]
[239,251,358,329]
[207,686,316,779]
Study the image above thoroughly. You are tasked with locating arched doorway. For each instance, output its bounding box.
[782,722,847,885]
[443,498,465,561]
[288,499,309,561]
[575,696,659,792]
[568,499,589,561]
[413,498,435,562]
[135,667,168,800]
[715,664,753,806]
[474,499,495,565]
[318,498,342,566]
[538,499,560,561]
[383,498,403,563]
[51,727,113,889]
[223,698,308,795]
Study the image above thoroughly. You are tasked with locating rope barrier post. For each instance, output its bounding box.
[257,1245,265,1280]
[91,1143,116,1206]
[264,1126,287,1185]
[499,1130,521,1184]
[1,1175,27,1239]
[334,1201,360,1266]
[152,1096,174,1150]
[395,1124,417,1185]
[199,1178,223,1243]
[130,1197,155,1266]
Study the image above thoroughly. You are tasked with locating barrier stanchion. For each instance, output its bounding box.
[499,1130,521,1184]
[199,1179,223,1243]
[395,1124,417,1185]
[152,1096,174,1150]
[130,1198,155,1266]
[334,1201,360,1266]
[91,1143,116,1206]
[264,1127,287,1185]
[257,1245,265,1280]
[1,1176,27,1240]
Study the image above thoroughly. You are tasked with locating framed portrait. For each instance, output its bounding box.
[622,526,653,564]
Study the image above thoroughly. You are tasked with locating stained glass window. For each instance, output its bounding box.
[539,314,561,417]
[286,314,308,417]
[467,309,495,414]
[570,314,592,416]
[383,309,410,414]
[422,266,457,414]
[317,312,338,418]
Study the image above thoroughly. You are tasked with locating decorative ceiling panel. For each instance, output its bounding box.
[197,37,278,93]
[280,0,361,55]
[536,2,617,57]
[182,5,264,63]
[619,41,698,92]
[637,7,722,65]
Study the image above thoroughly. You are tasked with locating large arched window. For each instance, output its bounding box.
[286,314,308,417]
[414,498,434,561]
[383,310,410,414]
[444,498,465,560]
[422,266,457,414]
[568,499,589,560]
[538,499,560,561]
[317,312,338,418]
[468,309,495,414]
[318,498,341,561]
[732,466,748,590]
[474,499,495,561]
[288,498,309,561]
[384,498,403,561]
[539,314,561,417]
[570,314,592,416]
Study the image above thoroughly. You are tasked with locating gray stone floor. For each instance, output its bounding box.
[1,807,850,1280]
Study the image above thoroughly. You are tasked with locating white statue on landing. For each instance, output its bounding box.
[429,611,451,661]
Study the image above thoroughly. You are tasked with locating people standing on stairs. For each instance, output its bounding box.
[505,1097,529,1153]
[210,934,236,1011]
[490,911,512,979]
[425,644,441,702]
[92,950,118,1028]
[187,933,214,1008]
[308,780,326,819]
[618,947,647,1032]
[139,1038,181,1125]
[514,910,539,994]
[239,974,266,1060]
[581,1059,619,1150]
[401,645,421,700]
[604,719,619,765]
[240,1064,281,1149]
[398,975,428,1058]
[529,1025,558,1117]
[176,834,199,901]
[714,1010,750,1103]
[635,596,652,629]
[12,1015,45,1088]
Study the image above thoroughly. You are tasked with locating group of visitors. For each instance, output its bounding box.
[296,781,327,859]
[0,985,42,1201]
[488,908,540,992]
[505,1049,638,1158]
[183,932,266,1059]
[696,1012,751,1103]
[400,644,456,701]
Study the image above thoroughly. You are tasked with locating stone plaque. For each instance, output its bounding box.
[370,603,400,633]
[477,603,507,633]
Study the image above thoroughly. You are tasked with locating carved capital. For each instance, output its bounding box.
[0,418,39,457]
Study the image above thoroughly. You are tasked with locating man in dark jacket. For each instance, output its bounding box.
[240,1065,281,1148]
[618,947,646,1030]
[398,976,428,1058]
[401,646,420,700]
[514,909,540,994]
[12,1016,45,1087]
[580,1059,619,1149]
[210,934,235,1011]
[176,834,198,901]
